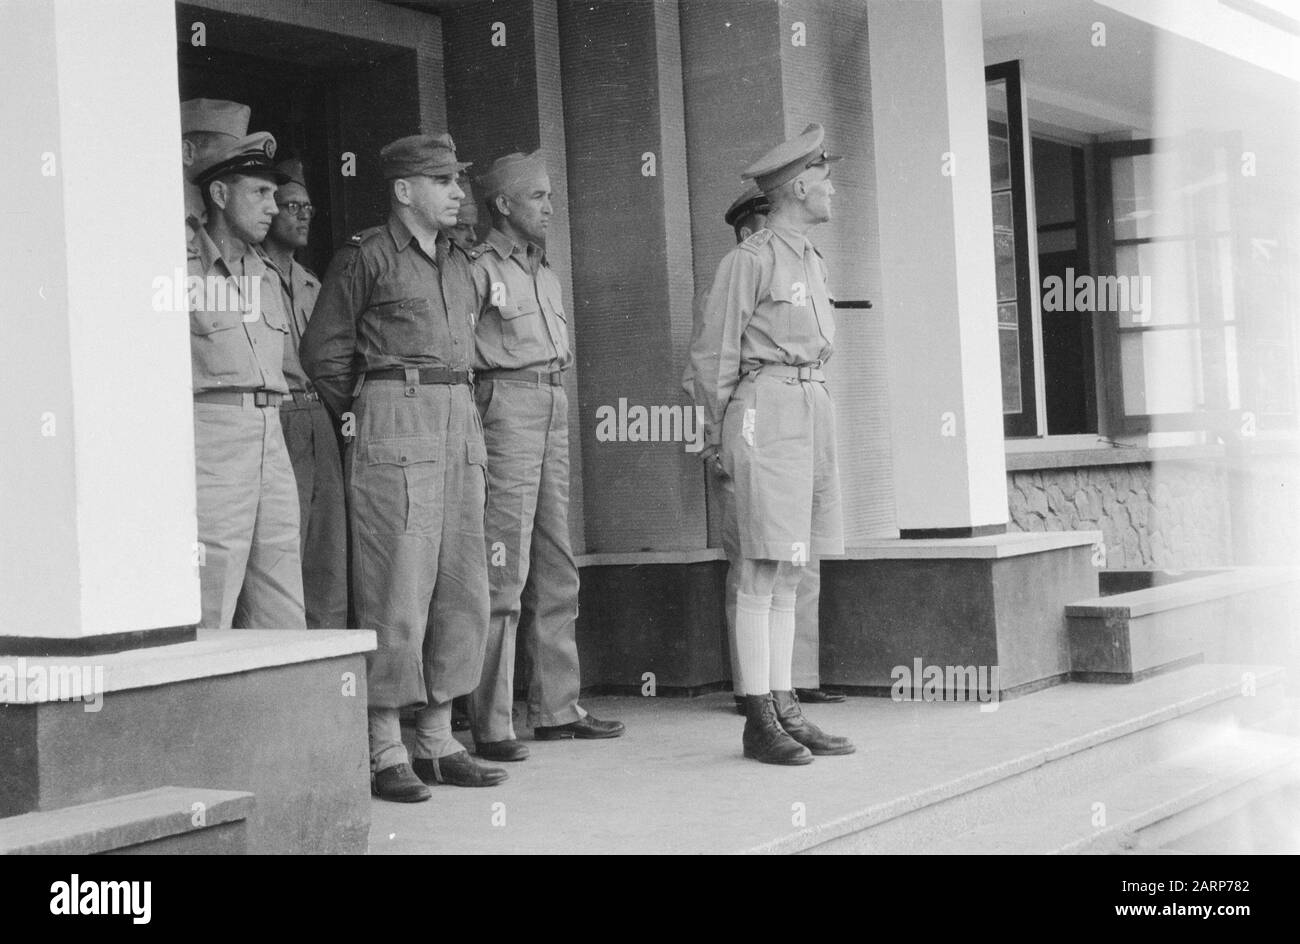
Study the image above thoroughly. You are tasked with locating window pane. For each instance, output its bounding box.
[997,301,1019,327]
[993,191,1016,301]
[987,80,1011,191]
[1000,326,1022,413]
[1112,150,1186,241]
[1115,241,1195,327]
[1120,329,1204,414]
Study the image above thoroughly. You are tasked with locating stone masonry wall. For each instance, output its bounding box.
[1007,462,1233,570]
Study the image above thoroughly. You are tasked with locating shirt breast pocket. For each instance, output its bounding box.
[374,297,434,356]
[768,279,817,345]
[190,307,248,382]
[498,297,544,355]
[540,285,569,355]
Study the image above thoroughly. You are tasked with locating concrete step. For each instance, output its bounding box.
[0,786,254,855]
[791,664,1287,854]
[923,722,1300,854]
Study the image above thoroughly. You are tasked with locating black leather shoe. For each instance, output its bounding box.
[742,694,813,765]
[534,714,625,740]
[773,690,855,755]
[795,687,846,703]
[476,739,530,762]
[412,751,508,787]
[372,763,432,802]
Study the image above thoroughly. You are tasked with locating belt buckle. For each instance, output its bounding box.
[253,390,271,407]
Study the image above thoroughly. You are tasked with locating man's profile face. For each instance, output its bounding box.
[402,174,464,232]
[800,166,835,223]
[448,223,477,252]
[502,171,552,247]
[269,181,311,250]
[215,174,279,244]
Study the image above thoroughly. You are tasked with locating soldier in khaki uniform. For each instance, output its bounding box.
[467,152,624,762]
[188,132,306,631]
[685,186,843,714]
[261,158,348,630]
[691,124,854,766]
[181,99,250,245]
[301,134,505,802]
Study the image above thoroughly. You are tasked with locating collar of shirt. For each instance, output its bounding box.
[766,223,816,260]
[484,226,547,269]
[195,226,265,279]
[387,213,448,263]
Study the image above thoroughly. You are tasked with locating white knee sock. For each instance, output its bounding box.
[769,594,797,691]
[735,592,772,696]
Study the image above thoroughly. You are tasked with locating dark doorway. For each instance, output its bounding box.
[176,2,422,274]
[1033,137,1097,435]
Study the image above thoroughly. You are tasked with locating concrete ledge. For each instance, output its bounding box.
[832,530,1101,560]
[1067,567,1300,682]
[1067,566,1300,619]
[0,629,376,703]
[0,786,253,855]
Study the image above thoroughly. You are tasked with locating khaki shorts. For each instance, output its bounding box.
[721,372,844,561]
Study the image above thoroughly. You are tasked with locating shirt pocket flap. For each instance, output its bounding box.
[500,297,540,320]
[190,307,246,336]
[367,435,442,466]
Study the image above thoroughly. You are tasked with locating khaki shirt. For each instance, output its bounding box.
[690,224,835,444]
[470,227,572,372]
[263,252,321,394]
[187,227,292,395]
[300,214,481,418]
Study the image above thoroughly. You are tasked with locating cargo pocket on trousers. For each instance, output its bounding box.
[367,435,442,533]
[462,439,489,535]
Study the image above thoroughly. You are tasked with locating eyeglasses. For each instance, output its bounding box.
[277,201,316,219]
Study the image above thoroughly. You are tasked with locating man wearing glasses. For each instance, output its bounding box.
[262,158,347,630]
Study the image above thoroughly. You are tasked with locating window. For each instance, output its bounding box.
[986,61,1037,436]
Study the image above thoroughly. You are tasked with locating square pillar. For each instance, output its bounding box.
[868,0,1009,537]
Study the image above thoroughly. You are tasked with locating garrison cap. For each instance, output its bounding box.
[275,158,307,188]
[192,132,289,187]
[456,177,480,225]
[380,133,470,180]
[180,98,251,139]
[477,150,547,202]
[742,122,842,194]
[724,184,771,228]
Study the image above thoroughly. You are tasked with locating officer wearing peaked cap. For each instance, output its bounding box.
[260,158,348,632]
[465,150,624,764]
[180,98,251,244]
[188,127,305,633]
[684,183,842,717]
[690,122,854,765]
[300,132,507,801]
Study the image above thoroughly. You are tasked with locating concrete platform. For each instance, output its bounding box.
[368,663,1299,854]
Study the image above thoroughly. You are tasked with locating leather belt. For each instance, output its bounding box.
[366,368,472,385]
[477,368,565,387]
[752,363,826,383]
[194,390,284,407]
[280,390,322,411]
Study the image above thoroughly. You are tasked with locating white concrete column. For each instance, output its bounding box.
[1,0,199,640]
[867,0,1009,535]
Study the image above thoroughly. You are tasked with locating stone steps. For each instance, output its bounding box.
[772,664,1290,854]
[0,786,254,855]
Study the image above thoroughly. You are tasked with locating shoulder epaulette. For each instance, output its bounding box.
[301,264,320,283]
[738,228,773,254]
[343,226,384,248]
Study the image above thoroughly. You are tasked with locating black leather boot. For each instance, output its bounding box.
[742,694,813,765]
[772,690,856,755]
